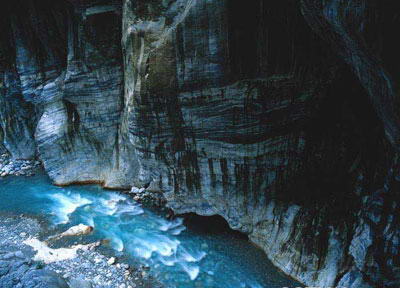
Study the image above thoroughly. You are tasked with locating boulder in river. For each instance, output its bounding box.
[47,224,94,242]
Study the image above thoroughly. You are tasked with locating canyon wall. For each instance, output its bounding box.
[1,0,399,287]
[0,0,136,187]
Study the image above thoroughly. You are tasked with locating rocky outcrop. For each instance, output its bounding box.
[0,0,136,188]
[1,0,399,287]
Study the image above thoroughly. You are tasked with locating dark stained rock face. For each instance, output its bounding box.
[122,1,399,286]
[1,0,399,287]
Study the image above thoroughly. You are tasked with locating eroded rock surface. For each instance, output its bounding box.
[1,0,399,287]
[121,1,400,287]
[0,0,135,188]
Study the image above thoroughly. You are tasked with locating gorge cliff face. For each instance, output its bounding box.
[0,0,135,187]
[1,1,399,287]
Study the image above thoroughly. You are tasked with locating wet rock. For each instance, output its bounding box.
[129,186,165,207]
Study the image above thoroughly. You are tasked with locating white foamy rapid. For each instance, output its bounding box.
[0,175,317,288]
[47,193,92,224]
[42,189,206,281]
[179,262,200,280]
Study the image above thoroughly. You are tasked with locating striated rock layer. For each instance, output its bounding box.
[1,0,399,287]
[0,0,135,188]
[121,1,399,287]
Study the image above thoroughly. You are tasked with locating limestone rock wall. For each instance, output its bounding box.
[121,1,400,287]
[0,0,399,287]
[0,0,136,187]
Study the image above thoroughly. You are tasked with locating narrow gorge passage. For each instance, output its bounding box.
[0,175,301,288]
[1,0,399,287]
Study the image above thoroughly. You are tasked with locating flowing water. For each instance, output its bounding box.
[0,174,301,288]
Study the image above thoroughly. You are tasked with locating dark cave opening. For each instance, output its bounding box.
[182,213,248,240]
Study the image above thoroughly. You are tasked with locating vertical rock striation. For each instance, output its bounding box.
[1,0,136,187]
[0,0,399,287]
[121,1,400,287]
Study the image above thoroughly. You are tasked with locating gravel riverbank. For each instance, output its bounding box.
[0,154,41,177]
[0,216,163,288]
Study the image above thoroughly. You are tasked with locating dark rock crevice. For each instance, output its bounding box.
[301,0,400,149]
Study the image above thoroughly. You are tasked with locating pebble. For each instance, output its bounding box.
[63,272,71,278]
[107,257,116,265]
[93,275,101,283]
[94,257,102,264]
[14,251,24,258]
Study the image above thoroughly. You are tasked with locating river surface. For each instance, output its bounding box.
[0,174,301,288]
